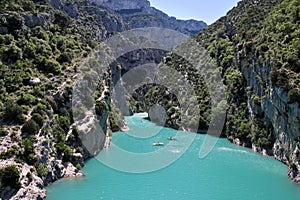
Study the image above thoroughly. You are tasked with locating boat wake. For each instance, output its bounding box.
[217,147,248,154]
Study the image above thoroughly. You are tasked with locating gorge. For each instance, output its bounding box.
[0,0,300,199]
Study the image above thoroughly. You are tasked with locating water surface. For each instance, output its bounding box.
[47,113,300,199]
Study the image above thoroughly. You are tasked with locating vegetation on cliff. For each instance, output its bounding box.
[1,0,300,198]
[126,0,300,184]
[0,0,125,198]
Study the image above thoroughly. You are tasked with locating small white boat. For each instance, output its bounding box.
[153,142,164,146]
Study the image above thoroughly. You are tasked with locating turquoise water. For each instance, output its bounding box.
[47,113,300,200]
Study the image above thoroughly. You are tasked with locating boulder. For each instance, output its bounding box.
[29,77,41,85]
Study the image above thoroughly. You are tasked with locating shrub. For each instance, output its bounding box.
[236,123,251,139]
[17,93,37,106]
[252,95,261,105]
[0,149,16,159]
[6,12,24,32]
[22,137,38,165]
[1,43,22,63]
[269,69,289,90]
[36,56,62,74]
[55,141,66,153]
[26,172,32,183]
[22,119,39,135]
[0,165,21,189]
[36,163,48,178]
[53,125,66,142]
[54,11,72,28]
[76,163,82,170]
[3,101,25,123]
[58,116,70,133]
[62,145,73,162]
[32,26,49,41]
[288,88,300,104]
[0,127,8,136]
[31,113,44,128]
[108,129,112,137]
[57,52,72,63]
[95,101,108,116]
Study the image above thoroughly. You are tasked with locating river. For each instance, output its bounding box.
[46,113,300,199]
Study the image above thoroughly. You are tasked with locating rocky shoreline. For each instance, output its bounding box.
[0,158,84,200]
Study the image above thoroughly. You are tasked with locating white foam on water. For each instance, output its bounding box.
[218,147,248,154]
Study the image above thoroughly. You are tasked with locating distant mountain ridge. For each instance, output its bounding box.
[90,0,207,35]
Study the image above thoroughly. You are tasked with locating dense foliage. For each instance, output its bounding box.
[0,165,21,189]
[195,0,299,149]
[0,0,117,181]
[137,0,299,151]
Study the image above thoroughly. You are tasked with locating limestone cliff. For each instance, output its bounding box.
[91,0,207,35]
[197,0,300,184]
[126,0,300,185]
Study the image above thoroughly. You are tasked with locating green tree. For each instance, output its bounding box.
[31,113,44,128]
[36,163,48,178]
[22,137,38,165]
[288,88,300,104]
[17,94,37,106]
[0,165,21,189]
[22,119,39,135]
[3,100,25,123]
[0,127,8,136]
[6,12,24,32]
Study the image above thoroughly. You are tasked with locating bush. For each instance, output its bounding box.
[76,163,82,170]
[26,172,33,183]
[31,113,44,128]
[0,149,16,159]
[54,11,72,28]
[53,125,66,142]
[62,145,73,162]
[3,101,25,123]
[55,141,66,153]
[0,165,21,189]
[22,119,39,135]
[288,88,300,104]
[95,101,108,116]
[36,163,48,178]
[6,12,24,32]
[36,56,62,74]
[57,52,72,63]
[2,43,23,63]
[252,95,261,105]
[58,116,70,133]
[270,69,289,90]
[32,26,49,41]
[236,123,251,139]
[22,137,38,165]
[17,93,37,106]
[0,127,8,136]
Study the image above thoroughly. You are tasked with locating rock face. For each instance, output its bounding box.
[21,13,50,28]
[195,0,300,185]
[92,0,150,11]
[49,0,79,18]
[242,59,300,184]
[91,0,207,35]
